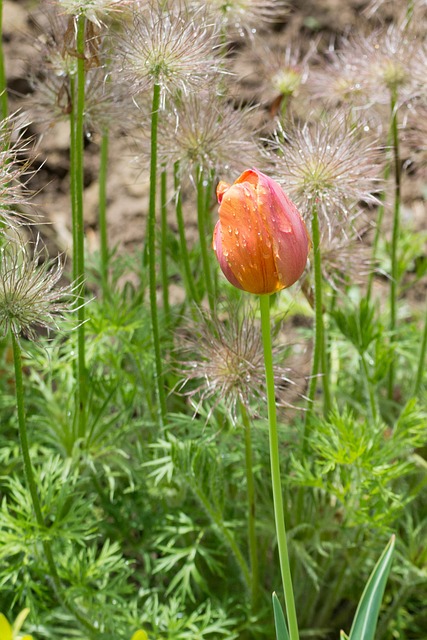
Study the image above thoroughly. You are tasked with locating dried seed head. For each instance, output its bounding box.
[53,0,133,25]
[271,113,383,236]
[190,0,288,38]
[310,22,423,110]
[116,4,220,108]
[232,37,314,106]
[0,115,36,230]
[160,89,264,179]
[318,224,373,291]
[0,236,75,340]
[175,302,299,420]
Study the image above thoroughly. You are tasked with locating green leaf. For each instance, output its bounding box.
[348,535,396,640]
[272,592,290,640]
[340,631,349,640]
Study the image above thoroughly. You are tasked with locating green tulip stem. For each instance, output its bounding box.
[98,128,109,297]
[259,294,300,640]
[197,167,215,312]
[240,400,259,610]
[305,202,330,431]
[11,331,97,637]
[148,83,167,424]
[174,162,199,305]
[0,0,7,120]
[387,88,401,401]
[160,166,170,326]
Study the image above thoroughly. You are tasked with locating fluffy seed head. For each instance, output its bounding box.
[0,116,36,230]
[161,89,264,178]
[117,4,220,107]
[175,303,298,420]
[271,113,383,235]
[0,237,75,340]
[190,0,288,37]
[53,0,133,25]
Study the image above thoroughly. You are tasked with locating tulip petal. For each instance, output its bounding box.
[213,220,243,290]
[216,181,281,294]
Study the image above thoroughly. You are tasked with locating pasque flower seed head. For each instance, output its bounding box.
[271,113,383,236]
[0,236,75,340]
[117,3,220,108]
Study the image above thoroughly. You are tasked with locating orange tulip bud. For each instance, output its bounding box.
[213,168,310,295]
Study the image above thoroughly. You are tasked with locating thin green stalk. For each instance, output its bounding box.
[366,127,393,302]
[360,352,378,423]
[0,0,7,120]
[73,15,87,438]
[387,89,401,401]
[240,401,259,610]
[98,128,109,296]
[305,203,330,431]
[148,83,167,423]
[197,167,215,312]
[414,297,427,395]
[192,474,251,591]
[160,167,170,325]
[259,294,299,640]
[174,162,199,304]
[11,331,97,637]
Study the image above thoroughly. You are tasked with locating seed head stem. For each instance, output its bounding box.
[160,167,170,325]
[197,166,215,312]
[0,0,7,120]
[148,82,167,424]
[174,161,199,305]
[259,294,299,640]
[11,330,97,637]
[387,88,401,402]
[99,128,110,297]
[240,400,259,610]
[74,14,87,437]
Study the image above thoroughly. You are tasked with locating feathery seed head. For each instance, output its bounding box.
[54,0,133,25]
[117,4,220,108]
[176,303,297,419]
[161,90,264,178]
[271,113,383,235]
[0,116,36,230]
[190,0,288,37]
[0,237,75,340]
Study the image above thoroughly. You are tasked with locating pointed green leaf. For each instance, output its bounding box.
[341,631,349,640]
[272,592,290,640]
[348,535,395,640]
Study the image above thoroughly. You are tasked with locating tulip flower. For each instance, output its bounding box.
[213,168,310,295]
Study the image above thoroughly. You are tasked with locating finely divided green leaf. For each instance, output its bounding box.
[348,535,395,640]
[272,592,290,640]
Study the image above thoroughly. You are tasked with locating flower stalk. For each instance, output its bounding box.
[148,82,167,423]
[197,167,215,312]
[305,202,331,430]
[260,294,299,640]
[240,400,259,610]
[0,0,7,121]
[99,128,109,297]
[174,161,199,305]
[387,88,401,401]
[160,166,170,325]
[11,330,97,638]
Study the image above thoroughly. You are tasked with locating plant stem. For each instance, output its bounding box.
[98,128,109,297]
[387,89,401,401]
[414,297,427,396]
[74,15,87,438]
[240,401,259,610]
[0,0,7,120]
[360,352,378,423]
[11,331,97,637]
[259,294,299,640]
[366,127,393,302]
[197,167,215,312]
[160,167,170,326]
[174,162,199,305]
[148,83,167,424]
[305,203,330,432]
